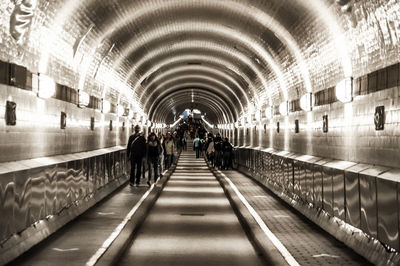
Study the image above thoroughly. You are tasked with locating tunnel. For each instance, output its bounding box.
[0,0,400,265]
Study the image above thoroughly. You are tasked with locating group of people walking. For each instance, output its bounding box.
[127,124,234,187]
[127,125,178,187]
[195,132,234,170]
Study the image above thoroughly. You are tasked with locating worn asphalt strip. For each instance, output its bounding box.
[217,170,300,266]
[85,169,168,266]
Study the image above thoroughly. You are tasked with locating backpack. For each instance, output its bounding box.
[130,134,146,158]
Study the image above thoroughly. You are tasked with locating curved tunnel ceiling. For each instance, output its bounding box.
[13,0,369,125]
[150,88,237,124]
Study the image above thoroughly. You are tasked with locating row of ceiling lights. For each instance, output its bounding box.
[35,73,148,120]
[216,77,353,130]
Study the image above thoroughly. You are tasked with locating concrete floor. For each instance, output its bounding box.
[118,152,264,266]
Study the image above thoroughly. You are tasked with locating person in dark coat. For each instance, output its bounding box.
[214,133,223,168]
[222,138,233,170]
[127,125,146,186]
[146,132,160,186]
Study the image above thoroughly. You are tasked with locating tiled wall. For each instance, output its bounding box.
[0,84,134,163]
[234,85,400,169]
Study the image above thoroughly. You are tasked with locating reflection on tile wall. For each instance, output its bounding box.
[0,84,132,163]
[246,86,400,169]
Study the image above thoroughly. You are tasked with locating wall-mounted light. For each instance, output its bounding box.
[123,108,129,116]
[279,101,288,116]
[323,115,328,133]
[78,90,90,108]
[335,77,353,103]
[147,120,151,127]
[295,119,299,133]
[235,121,239,128]
[90,117,95,131]
[255,110,261,121]
[374,106,385,131]
[102,99,111,113]
[247,103,255,115]
[265,106,272,120]
[6,101,17,126]
[38,74,56,98]
[247,113,252,124]
[60,112,67,129]
[241,117,245,127]
[300,92,313,112]
[117,104,125,116]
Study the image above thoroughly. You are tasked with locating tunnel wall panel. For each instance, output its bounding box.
[377,177,399,251]
[359,173,378,238]
[256,85,400,170]
[345,171,361,228]
[234,147,400,253]
[322,166,333,216]
[0,147,128,245]
[0,84,131,163]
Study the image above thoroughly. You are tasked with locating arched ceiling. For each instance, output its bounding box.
[149,88,237,124]
[4,0,373,124]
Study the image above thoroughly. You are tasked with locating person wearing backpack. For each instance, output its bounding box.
[164,132,175,169]
[193,135,201,158]
[127,125,146,186]
[206,136,215,166]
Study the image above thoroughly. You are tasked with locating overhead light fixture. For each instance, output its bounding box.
[37,74,56,98]
[300,92,313,112]
[336,77,353,103]
[279,101,288,116]
[78,90,90,108]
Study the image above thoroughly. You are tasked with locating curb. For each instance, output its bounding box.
[95,162,178,266]
[237,165,400,266]
[207,161,288,266]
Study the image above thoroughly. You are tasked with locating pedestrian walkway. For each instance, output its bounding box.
[8,178,152,266]
[216,170,372,266]
[118,151,263,266]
